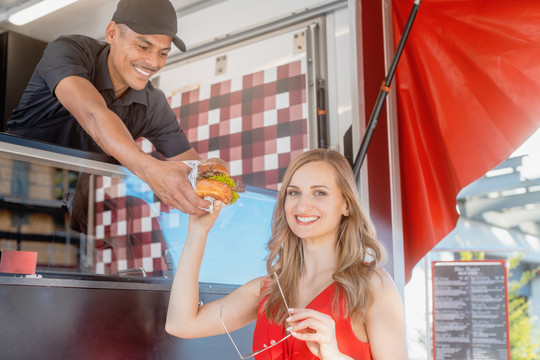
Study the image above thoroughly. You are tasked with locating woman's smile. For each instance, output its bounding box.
[294,215,320,225]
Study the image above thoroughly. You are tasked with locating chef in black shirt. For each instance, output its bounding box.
[7,0,210,216]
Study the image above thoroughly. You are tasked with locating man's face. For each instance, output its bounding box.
[106,22,172,96]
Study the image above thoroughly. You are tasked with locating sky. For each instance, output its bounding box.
[513,129,540,180]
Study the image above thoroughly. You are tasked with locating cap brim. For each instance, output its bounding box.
[172,36,186,52]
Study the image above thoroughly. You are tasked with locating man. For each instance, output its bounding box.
[7,0,210,215]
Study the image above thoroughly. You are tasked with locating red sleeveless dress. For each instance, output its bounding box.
[252,283,372,359]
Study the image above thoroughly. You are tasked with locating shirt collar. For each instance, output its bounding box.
[95,45,149,107]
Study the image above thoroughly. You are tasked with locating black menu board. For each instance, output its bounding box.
[432,261,509,360]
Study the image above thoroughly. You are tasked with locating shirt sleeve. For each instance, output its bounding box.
[144,88,193,158]
[37,36,93,95]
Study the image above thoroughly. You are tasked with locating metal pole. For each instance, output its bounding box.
[353,0,421,178]
[425,253,432,360]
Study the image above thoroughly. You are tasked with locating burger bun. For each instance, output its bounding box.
[196,178,233,204]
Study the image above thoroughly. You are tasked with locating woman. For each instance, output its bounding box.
[166,148,408,359]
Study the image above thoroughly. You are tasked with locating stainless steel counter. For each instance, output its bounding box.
[0,272,253,360]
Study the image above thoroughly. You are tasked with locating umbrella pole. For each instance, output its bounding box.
[353,0,421,179]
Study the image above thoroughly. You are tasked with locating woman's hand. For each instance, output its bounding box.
[287,308,352,360]
[188,200,223,237]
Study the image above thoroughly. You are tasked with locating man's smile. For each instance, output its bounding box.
[133,65,154,77]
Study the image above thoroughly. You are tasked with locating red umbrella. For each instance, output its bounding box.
[392,0,540,281]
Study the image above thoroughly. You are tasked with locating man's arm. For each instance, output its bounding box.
[55,75,210,214]
[166,148,201,162]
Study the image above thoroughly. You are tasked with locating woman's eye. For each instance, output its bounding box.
[287,190,299,196]
[314,190,327,197]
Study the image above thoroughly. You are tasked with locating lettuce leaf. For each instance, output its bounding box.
[206,174,241,204]
[208,174,236,188]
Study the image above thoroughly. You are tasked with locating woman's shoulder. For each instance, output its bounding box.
[363,267,404,318]
[363,270,408,358]
[249,276,268,287]
[367,266,399,298]
[239,276,268,297]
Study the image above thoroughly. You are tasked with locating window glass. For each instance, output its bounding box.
[0,150,276,283]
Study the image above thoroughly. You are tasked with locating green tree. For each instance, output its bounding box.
[507,256,540,360]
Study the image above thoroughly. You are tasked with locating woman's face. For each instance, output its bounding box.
[284,161,349,244]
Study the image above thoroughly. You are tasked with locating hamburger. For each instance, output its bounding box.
[196,162,245,204]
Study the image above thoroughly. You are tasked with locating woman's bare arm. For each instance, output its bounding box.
[364,268,409,360]
[165,203,262,338]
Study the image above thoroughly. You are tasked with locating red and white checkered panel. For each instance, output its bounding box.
[93,173,170,276]
[94,60,308,276]
[170,60,308,190]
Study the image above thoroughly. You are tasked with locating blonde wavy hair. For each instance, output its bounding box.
[261,148,386,324]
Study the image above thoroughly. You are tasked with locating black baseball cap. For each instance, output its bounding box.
[112,0,186,52]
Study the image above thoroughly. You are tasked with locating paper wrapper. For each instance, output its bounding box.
[184,160,215,213]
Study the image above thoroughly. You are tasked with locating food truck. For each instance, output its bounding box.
[1,0,539,359]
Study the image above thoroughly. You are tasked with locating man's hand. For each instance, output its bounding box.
[55,76,212,215]
[141,158,210,215]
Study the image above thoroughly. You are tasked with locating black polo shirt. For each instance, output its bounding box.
[7,35,191,158]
